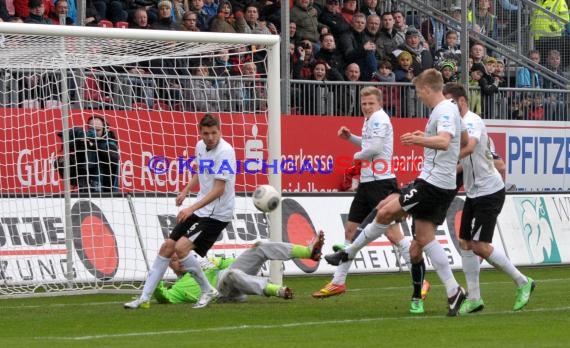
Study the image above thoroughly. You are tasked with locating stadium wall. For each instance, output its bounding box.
[0,193,568,284]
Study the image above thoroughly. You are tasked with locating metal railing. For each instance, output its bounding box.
[1,70,568,121]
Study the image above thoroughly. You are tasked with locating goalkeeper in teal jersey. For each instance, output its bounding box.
[153,231,325,305]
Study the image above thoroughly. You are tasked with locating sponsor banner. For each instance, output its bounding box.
[3,111,565,193]
[498,194,570,265]
[281,116,425,192]
[0,110,269,194]
[0,197,140,284]
[486,120,570,191]
[1,193,518,284]
[0,111,427,194]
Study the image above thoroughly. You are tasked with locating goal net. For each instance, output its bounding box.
[0,23,281,297]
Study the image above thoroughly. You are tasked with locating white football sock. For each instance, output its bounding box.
[461,249,481,300]
[423,239,459,297]
[396,238,412,269]
[345,222,388,259]
[332,260,352,285]
[180,253,214,292]
[486,249,526,287]
[141,255,170,301]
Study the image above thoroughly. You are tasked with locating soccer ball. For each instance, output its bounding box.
[252,185,281,212]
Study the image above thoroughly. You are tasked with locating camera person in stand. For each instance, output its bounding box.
[56,115,120,193]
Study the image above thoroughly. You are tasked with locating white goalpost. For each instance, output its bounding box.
[0,23,282,296]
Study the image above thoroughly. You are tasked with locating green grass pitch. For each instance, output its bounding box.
[1,266,569,348]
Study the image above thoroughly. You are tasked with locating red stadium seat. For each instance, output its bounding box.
[98,20,113,28]
[116,21,129,29]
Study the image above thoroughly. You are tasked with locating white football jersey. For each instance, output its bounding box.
[419,99,462,190]
[359,109,395,182]
[194,138,236,222]
[460,111,504,197]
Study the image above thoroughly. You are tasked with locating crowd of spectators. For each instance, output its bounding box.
[1,0,569,119]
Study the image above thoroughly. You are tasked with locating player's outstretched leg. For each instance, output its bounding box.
[264,283,294,300]
[308,230,325,261]
[312,282,347,298]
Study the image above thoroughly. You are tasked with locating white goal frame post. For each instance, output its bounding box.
[0,23,283,295]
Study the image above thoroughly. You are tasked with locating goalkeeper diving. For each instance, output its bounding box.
[152,231,325,305]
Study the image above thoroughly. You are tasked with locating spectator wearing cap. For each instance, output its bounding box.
[16,0,52,22]
[23,0,51,24]
[290,0,320,46]
[393,27,433,75]
[208,0,236,33]
[340,0,357,27]
[152,0,179,29]
[318,0,350,38]
[439,60,457,83]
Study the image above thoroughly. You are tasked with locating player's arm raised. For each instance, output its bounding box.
[339,126,362,147]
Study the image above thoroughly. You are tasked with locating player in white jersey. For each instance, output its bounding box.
[313,87,420,299]
[325,69,468,316]
[125,114,236,310]
[443,83,535,314]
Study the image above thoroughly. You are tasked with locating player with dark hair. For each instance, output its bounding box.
[325,69,468,316]
[442,82,535,314]
[125,114,236,309]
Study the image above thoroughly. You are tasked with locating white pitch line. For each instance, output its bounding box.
[36,306,570,341]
